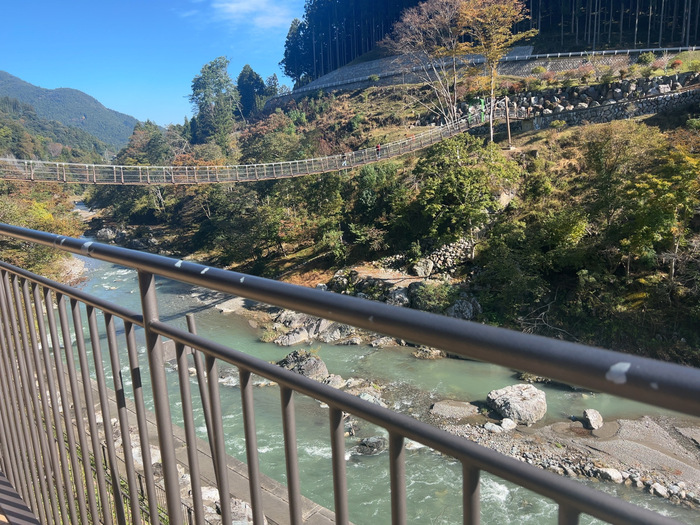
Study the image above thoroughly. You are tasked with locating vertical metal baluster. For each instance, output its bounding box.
[279,386,302,525]
[239,370,264,523]
[104,313,141,525]
[389,433,406,524]
[463,464,480,525]
[0,272,44,520]
[0,274,27,502]
[71,300,113,524]
[187,316,217,472]
[86,305,126,524]
[329,407,349,525]
[20,279,61,524]
[57,296,99,523]
[31,283,70,525]
[42,289,80,524]
[205,354,232,525]
[136,270,182,524]
[175,340,206,525]
[0,325,17,487]
[558,505,580,525]
[124,320,161,524]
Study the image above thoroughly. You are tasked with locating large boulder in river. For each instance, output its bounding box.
[486,384,547,426]
[354,436,388,456]
[276,350,328,381]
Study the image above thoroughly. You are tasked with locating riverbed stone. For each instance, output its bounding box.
[445,297,481,321]
[96,227,117,242]
[276,350,328,381]
[598,468,623,484]
[274,327,310,346]
[486,384,547,426]
[583,408,604,430]
[355,436,388,456]
[386,287,410,307]
[484,422,504,433]
[430,400,479,419]
[650,483,669,498]
[413,346,446,359]
[410,258,434,277]
[501,418,517,431]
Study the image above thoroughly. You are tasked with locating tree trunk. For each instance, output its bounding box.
[489,64,497,142]
[634,0,640,46]
[647,0,653,47]
[658,0,665,45]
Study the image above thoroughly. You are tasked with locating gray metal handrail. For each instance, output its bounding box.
[0,222,698,524]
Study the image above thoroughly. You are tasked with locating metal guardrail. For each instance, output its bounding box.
[0,223,699,524]
[289,46,699,96]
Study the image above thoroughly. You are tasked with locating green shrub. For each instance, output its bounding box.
[368,74,380,82]
[411,281,460,313]
[531,66,546,75]
[550,120,567,132]
[640,66,654,78]
[637,52,656,65]
[690,60,700,73]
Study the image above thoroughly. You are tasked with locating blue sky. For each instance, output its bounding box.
[0,0,305,126]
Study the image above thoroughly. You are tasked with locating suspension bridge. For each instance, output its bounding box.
[0,110,504,186]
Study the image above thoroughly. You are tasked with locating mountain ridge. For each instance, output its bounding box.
[0,71,138,148]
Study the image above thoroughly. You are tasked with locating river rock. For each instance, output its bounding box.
[410,258,434,277]
[355,436,388,456]
[358,392,387,408]
[582,408,604,430]
[276,350,328,381]
[413,346,446,360]
[486,384,547,426]
[650,483,669,498]
[501,418,517,431]
[445,297,481,321]
[96,227,117,242]
[484,422,504,433]
[386,287,410,307]
[430,400,479,419]
[316,322,355,343]
[274,327,310,346]
[598,468,623,484]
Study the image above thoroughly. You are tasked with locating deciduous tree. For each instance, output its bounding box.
[458,0,538,141]
[383,0,465,124]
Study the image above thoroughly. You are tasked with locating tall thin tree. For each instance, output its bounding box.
[458,0,538,142]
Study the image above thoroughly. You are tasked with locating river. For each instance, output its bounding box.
[74,253,700,524]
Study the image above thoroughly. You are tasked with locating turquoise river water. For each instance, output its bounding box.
[74,254,700,525]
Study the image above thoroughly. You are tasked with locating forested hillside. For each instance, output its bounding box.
[83,69,700,365]
[281,0,700,84]
[0,71,138,148]
[0,96,110,163]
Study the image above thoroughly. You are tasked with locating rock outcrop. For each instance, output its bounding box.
[275,350,329,381]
